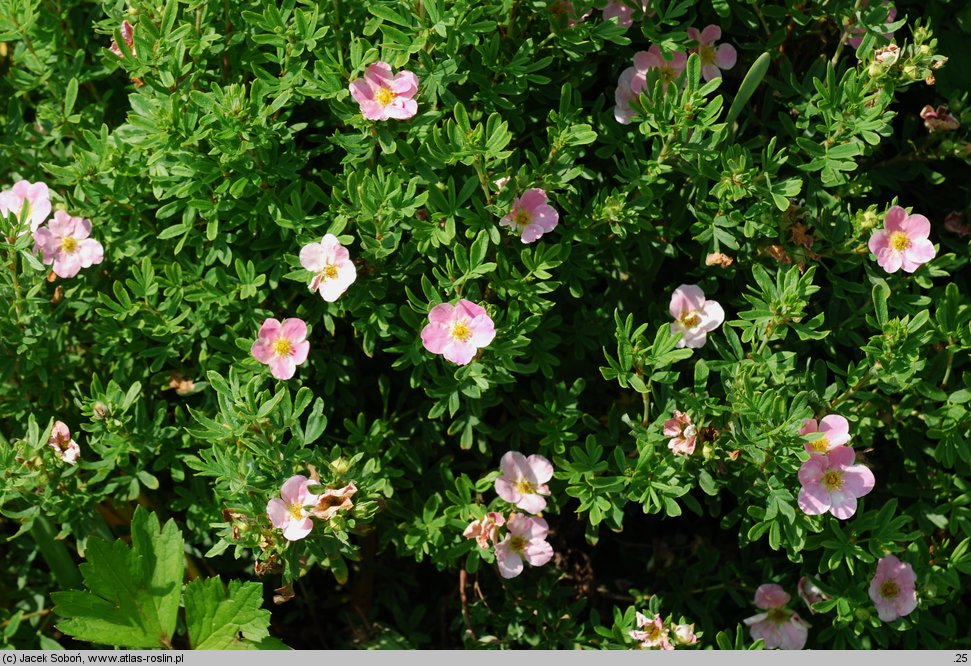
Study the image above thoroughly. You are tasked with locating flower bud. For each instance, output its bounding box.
[92,401,109,420]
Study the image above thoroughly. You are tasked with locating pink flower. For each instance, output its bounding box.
[687,25,737,81]
[672,623,697,646]
[500,188,559,243]
[348,61,418,121]
[420,299,496,365]
[310,483,357,520]
[613,64,649,125]
[634,45,688,88]
[299,233,357,302]
[48,421,80,465]
[663,410,697,455]
[603,0,650,29]
[797,577,829,613]
[494,513,554,579]
[250,318,311,380]
[0,180,51,234]
[799,414,851,455]
[463,512,506,549]
[867,206,936,274]
[266,475,321,541]
[495,451,554,514]
[32,211,104,279]
[868,554,918,622]
[743,584,810,650]
[669,284,725,349]
[109,20,136,57]
[629,612,673,650]
[797,446,875,519]
[847,0,897,49]
[920,105,960,133]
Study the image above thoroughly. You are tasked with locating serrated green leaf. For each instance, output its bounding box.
[52,507,184,648]
[184,578,271,649]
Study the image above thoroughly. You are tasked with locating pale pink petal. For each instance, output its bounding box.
[427,303,455,325]
[390,71,418,95]
[299,242,327,272]
[495,478,521,505]
[496,541,524,579]
[797,456,826,485]
[686,27,701,42]
[827,445,856,467]
[754,584,791,609]
[77,239,104,267]
[842,464,875,497]
[358,100,387,121]
[531,205,559,232]
[523,540,554,566]
[697,300,725,332]
[441,340,476,365]
[266,498,289,528]
[879,248,903,273]
[385,98,418,119]
[251,339,274,363]
[282,517,314,541]
[798,484,831,515]
[714,43,737,69]
[279,318,308,342]
[291,340,310,365]
[700,25,721,43]
[269,355,297,380]
[883,206,907,233]
[280,475,311,504]
[53,254,82,279]
[468,314,496,347]
[527,454,554,484]
[421,323,450,354]
[701,64,721,81]
[818,414,850,447]
[633,49,658,71]
[669,284,706,318]
[49,210,74,236]
[900,213,930,239]
[868,229,889,256]
[515,493,548,515]
[456,299,487,320]
[829,492,858,520]
[258,318,282,339]
[518,188,549,210]
[678,326,708,349]
[73,218,92,239]
[364,61,395,89]
[799,418,818,436]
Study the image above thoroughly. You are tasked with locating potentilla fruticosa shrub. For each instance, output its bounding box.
[1,0,970,651]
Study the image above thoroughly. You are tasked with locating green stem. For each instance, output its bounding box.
[831,0,864,67]
[830,363,879,409]
[941,347,954,388]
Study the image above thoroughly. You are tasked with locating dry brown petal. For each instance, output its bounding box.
[764,244,792,265]
[705,252,734,268]
[273,584,295,605]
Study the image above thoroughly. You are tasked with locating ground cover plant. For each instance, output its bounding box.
[1,0,970,651]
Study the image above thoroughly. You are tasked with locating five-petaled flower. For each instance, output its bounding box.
[33,211,104,279]
[109,20,136,57]
[349,61,419,121]
[669,284,725,349]
[300,233,357,302]
[687,25,737,81]
[48,420,80,464]
[1,179,51,234]
[495,451,554,514]
[266,475,321,541]
[494,512,554,579]
[663,410,697,455]
[867,206,936,274]
[629,612,673,650]
[420,299,496,365]
[869,554,918,622]
[919,105,960,133]
[743,584,810,650]
[251,318,311,380]
[799,414,851,455]
[463,512,506,549]
[798,445,875,519]
[500,188,559,243]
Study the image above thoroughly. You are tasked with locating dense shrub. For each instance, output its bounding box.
[1,0,969,650]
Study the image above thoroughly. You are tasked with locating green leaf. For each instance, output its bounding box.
[872,278,890,327]
[725,51,771,131]
[64,77,78,117]
[184,578,271,649]
[52,507,184,648]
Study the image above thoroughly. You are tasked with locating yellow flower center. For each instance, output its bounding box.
[272,338,293,356]
[809,436,830,453]
[509,535,528,554]
[680,312,701,328]
[319,264,339,281]
[513,210,532,228]
[822,470,843,491]
[515,479,535,495]
[880,580,899,599]
[699,44,716,64]
[288,504,305,520]
[61,237,78,253]
[767,608,789,624]
[451,321,472,342]
[889,231,911,252]
[375,87,396,106]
